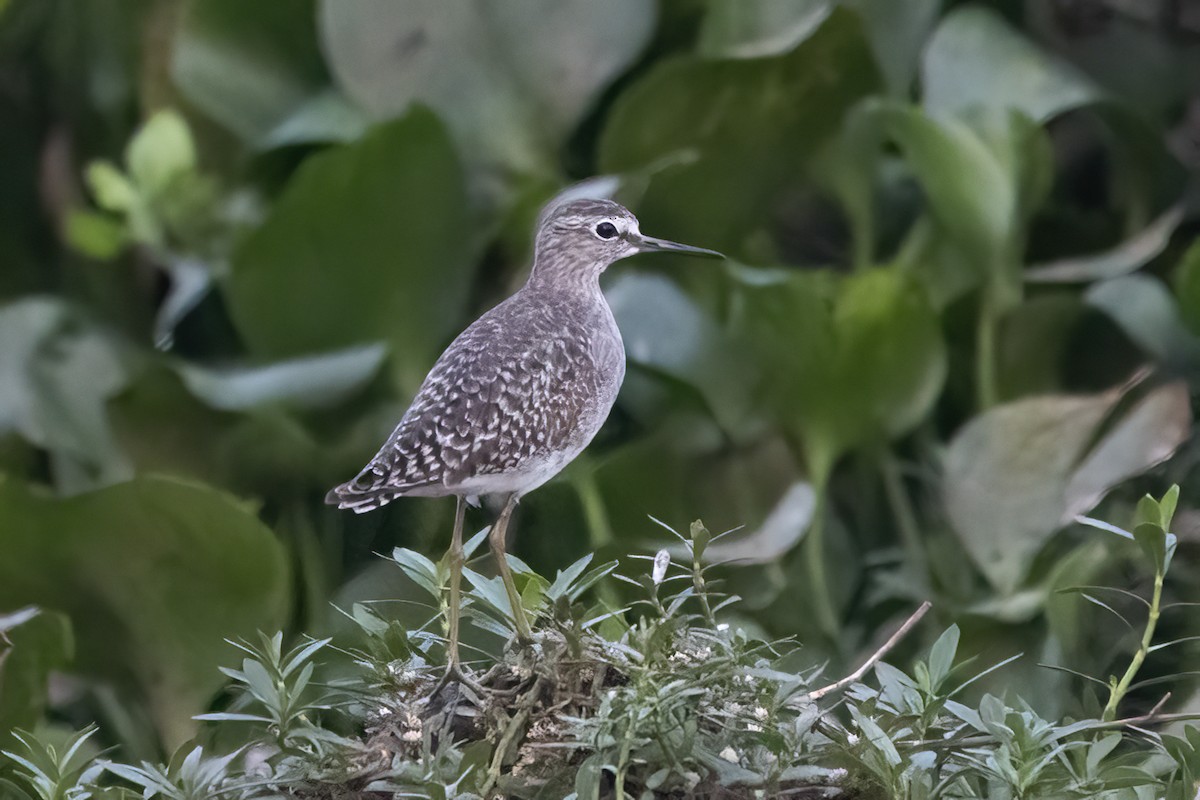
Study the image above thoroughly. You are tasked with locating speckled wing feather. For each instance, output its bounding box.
[326,291,607,512]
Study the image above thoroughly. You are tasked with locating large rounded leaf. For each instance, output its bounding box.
[922,6,1101,123]
[944,382,1191,593]
[318,0,655,175]
[227,109,472,394]
[735,266,946,481]
[0,476,290,747]
[875,105,1017,274]
[599,9,879,259]
[171,0,329,143]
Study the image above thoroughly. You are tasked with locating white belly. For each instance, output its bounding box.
[452,444,585,503]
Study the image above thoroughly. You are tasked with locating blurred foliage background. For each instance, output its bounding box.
[3,0,1200,765]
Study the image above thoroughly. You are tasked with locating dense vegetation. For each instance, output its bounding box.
[2,0,1200,797]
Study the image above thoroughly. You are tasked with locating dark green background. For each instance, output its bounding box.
[2,0,1200,761]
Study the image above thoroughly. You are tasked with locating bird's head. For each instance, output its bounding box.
[531,198,722,285]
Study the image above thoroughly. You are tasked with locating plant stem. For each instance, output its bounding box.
[851,207,875,273]
[691,549,717,628]
[575,466,614,550]
[804,488,839,639]
[809,601,931,700]
[574,468,622,610]
[880,450,928,591]
[1103,569,1163,721]
[975,293,999,411]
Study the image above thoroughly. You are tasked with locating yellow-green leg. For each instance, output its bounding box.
[446,495,467,671]
[437,496,481,692]
[489,494,534,645]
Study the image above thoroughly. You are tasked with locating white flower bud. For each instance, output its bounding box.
[652,548,670,584]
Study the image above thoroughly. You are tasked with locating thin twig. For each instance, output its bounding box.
[807,601,932,700]
[1146,691,1172,719]
[480,676,544,795]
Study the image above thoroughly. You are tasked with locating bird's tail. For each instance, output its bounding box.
[325,466,401,514]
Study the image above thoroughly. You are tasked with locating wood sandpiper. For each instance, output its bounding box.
[327,198,721,683]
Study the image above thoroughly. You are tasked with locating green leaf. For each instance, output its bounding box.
[928,625,959,689]
[227,109,473,394]
[599,8,878,259]
[875,104,1016,272]
[922,6,1101,124]
[171,0,329,143]
[1175,239,1200,336]
[735,266,945,479]
[462,568,519,625]
[174,343,387,411]
[391,547,442,600]
[0,475,290,747]
[258,89,371,150]
[319,0,655,176]
[1028,205,1185,284]
[995,295,1085,399]
[573,754,603,800]
[849,707,902,766]
[0,298,134,492]
[84,162,137,213]
[0,608,73,747]
[832,268,947,441]
[1159,485,1180,532]
[697,0,834,59]
[64,210,127,261]
[1087,274,1200,370]
[1132,522,1169,573]
[1063,382,1191,520]
[605,272,759,437]
[845,0,941,97]
[944,393,1117,593]
[699,482,817,564]
[125,111,197,198]
[944,381,1188,592]
[544,554,593,604]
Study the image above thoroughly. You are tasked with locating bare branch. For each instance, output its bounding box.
[807,601,932,701]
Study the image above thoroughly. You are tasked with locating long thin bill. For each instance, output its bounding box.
[633,233,724,259]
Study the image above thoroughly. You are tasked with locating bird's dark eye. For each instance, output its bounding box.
[595,222,619,240]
